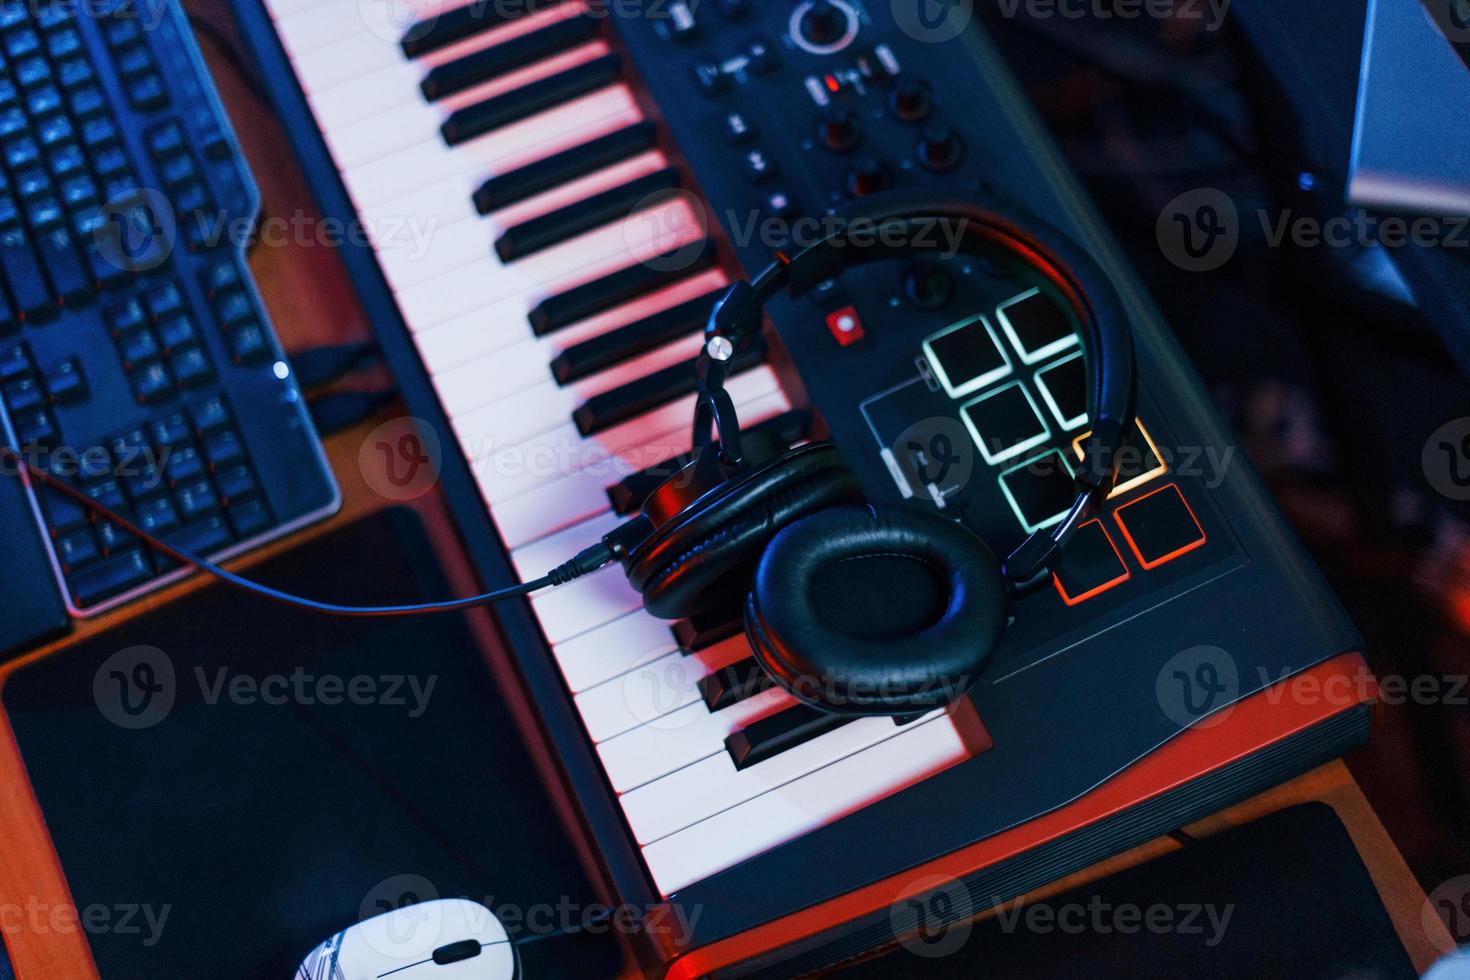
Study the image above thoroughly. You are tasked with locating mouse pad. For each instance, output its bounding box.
[842,802,1418,979]
[4,508,621,979]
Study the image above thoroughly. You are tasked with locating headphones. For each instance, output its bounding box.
[602,190,1138,717]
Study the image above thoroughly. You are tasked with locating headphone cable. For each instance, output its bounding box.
[1,446,613,618]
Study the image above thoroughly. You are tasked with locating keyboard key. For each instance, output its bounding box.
[995,287,1078,364]
[671,607,745,652]
[56,528,99,569]
[528,239,715,335]
[1052,519,1130,605]
[175,478,218,521]
[959,379,1050,466]
[226,497,272,537]
[698,658,776,711]
[400,0,561,58]
[573,341,762,437]
[129,361,173,403]
[551,287,720,385]
[160,514,233,558]
[136,494,181,535]
[69,548,152,605]
[422,13,601,100]
[474,120,658,214]
[725,704,853,769]
[42,357,85,402]
[495,167,682,262]
[1113,483,1206,569]
[922,313,1011,398]
[441,54,623,146]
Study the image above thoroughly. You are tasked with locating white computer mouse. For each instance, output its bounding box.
[296,898,519,979]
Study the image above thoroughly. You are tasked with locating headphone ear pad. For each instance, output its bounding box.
[745,504,1008,715]
[628,445,864,621]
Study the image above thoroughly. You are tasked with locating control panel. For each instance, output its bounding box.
[623,0,1246,676]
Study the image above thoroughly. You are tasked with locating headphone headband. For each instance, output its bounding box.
[694,190,1137,592]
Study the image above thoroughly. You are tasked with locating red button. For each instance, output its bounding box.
[1114,483,1206,569]
[825,305,865,346]
[1053,519,1131,606]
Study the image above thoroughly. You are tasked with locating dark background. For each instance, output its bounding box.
[979,0,1470,895]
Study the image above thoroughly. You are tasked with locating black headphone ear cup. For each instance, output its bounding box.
[744,504,1008,715]
[628,444,864,621]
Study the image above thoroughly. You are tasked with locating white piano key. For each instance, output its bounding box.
[527,566,641,645]
[466,367,781,505]
[572,638,750,743]
[310,39,610,134]
[641,715,972,896]
[488,388,794,550]
[388,192,700,319]
[339,96,641,212]
[508,504,622,580]
[597,683,796,797]
[618,710,945,845]
[550,610,682,694]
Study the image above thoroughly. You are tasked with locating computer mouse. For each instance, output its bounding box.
[296,897,519,979]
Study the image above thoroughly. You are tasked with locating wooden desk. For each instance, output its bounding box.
[0,11,1450,978]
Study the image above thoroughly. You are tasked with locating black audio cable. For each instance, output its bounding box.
[1,446,613,617]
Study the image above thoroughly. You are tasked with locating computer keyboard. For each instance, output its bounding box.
[0,0,336,638]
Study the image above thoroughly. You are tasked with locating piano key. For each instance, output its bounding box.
[442,53,622,146]
[311,39,612,135]
[671,607,744,652]
[572,638,750,743]
[551,610,683,694]
[439,328,704,422]
[340,89,641,208]
[286,0,588,100]
[550,287,720,384]
[393,194,702,330]
[415,267,726,377]
[618,711,945,846]
[572,340,764,437]
[529,238,715,336]
[640,714,970,895]
[474,120,658,214]
[487,389,793,550]
[698,658,775,711]
[495,167,681,262]
[464,365,780,505]
[607,408,811,514]
[726,704,854,770]
[422,12,600,100]
[597,680,795,796]
[401,0,562,58]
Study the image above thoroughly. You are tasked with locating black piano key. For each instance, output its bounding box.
[698,658,776,711]
[608,409,812,514]
[672,606,744,652]
[551,288,721,385]
[400,0,560,59]
[725,705,853,770]
[528,238,714,336]
[571,340,764,437]
[441,53,622,147]
[474,121,657,214]
[420,13,600,101]
[495,167,681,262]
